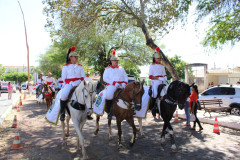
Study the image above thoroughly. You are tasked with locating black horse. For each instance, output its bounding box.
[160,80,193,151]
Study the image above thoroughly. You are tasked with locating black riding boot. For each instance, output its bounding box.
[106,100,113,120]
[150,97,157,117]
[52,91,55,99]
[60,100,68,121]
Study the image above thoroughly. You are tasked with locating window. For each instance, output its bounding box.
[202,87,221,95]
[219,87,235,95]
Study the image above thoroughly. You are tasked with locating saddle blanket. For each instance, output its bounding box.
[93,86,150,118]
[36,94,43,102]
[93,90,106,116]
[134,86,150,118]
[45,90,62,125]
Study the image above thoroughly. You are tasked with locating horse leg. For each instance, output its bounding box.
[117,119,123,148]
[167,122,177,152]
[61,120,67,146]
[94,115,100,135]
[137,118,145,138]
[126,118,137,146]
[72,119,88,159]
[65,115,70,137]
[160,122,168,145]
[108,117,113,140]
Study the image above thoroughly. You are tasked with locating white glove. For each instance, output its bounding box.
[121,83,127,88]
[72,80,81,87]
[115,83,120,88]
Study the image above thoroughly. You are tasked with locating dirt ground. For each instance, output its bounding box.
[0,95,240,160]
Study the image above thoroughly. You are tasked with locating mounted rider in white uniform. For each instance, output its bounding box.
[84,70,92,82]
[45,70,56,98]
[103,50,128,119]
[36,73,44,91]
[60,46,92,121]
[149,48,167,118]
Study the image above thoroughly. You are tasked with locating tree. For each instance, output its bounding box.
[43,0,195,80]
[0,64,5,81]
[165,55,192,80]
[4,72,33,84]
[195,0,240,48]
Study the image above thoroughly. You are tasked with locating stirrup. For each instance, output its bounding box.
[87,115,93,120]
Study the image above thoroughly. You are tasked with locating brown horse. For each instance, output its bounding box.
[43,83,53,110]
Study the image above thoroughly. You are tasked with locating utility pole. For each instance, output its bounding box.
[18,1,30,85]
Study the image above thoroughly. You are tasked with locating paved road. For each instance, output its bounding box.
[0,96,240,160]
[0,92,20,126]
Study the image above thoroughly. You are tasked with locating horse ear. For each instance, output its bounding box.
[189,83,195,87]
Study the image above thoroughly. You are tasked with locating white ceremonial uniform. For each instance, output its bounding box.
[103,65,128,100]
[36,78,44,89]
[85,77,92,82]
[57,77,64,89]
[149,63,167,98]
[45,76,56,92]
[61,63,85,101]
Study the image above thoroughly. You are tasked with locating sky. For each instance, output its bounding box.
[1,0,239,73]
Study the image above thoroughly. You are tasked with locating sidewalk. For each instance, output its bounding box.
[0,92,21,127]
[177,108,240,130]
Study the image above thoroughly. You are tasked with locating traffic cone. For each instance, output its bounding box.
[19,97,22,106]
[12,131,21,149]
[17,105,20,112]
[12,115,17,128]
[174,110,179,122]
[213,117,220,134]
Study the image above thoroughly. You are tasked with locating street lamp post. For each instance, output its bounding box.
[18,1,30,85]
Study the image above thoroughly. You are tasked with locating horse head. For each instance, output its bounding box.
[43,83,50,93]
[75,80,95,111]
[124,79,145,111]
[167,80,191,109]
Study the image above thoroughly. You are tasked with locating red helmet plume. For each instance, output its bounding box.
[71,46,75,52]
[112,50,116,55]
[156,47,160,52]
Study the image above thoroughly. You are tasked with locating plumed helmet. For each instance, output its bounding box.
[154,47,161,59]
[66,46,78,63]
[110,50,119,61]
[48,70,52,76]
[86,70,90,74]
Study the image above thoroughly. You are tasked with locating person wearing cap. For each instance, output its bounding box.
[36,73,44,95]
[85,70,92,82]
[45,70,56,98]
[57,76,64,89]
[149,47,167,119]
[102,50,128,119]
[60,46,93,121]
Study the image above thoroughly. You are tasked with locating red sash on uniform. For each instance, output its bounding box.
[47,82,53,85]
[58,81,64,83]
[65,77,84,84]
[107,81,127,86]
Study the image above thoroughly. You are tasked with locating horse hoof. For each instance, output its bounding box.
[136,128,140,132]
[109,136,113,140]
[94,131,98,135]
[141,134,145,138]
[129,142,135,147]
[171,144,177,152]
[65,134,69,137]
[118,144,123,150]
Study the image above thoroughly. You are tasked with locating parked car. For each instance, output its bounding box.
[199,85,240,115]
[0,82,8,93]
[21,83,27,90]
[128,75,136,83]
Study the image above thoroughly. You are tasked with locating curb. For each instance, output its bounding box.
[178,114,240,131]
[0,94,21,127]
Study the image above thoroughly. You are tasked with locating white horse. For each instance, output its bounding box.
[137,84,169,137]
[61,80,97,159]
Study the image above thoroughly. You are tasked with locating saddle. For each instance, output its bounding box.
[67,86,86,111]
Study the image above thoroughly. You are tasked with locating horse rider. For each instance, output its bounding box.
[45,70,56,98]
[60,46,93,121]
[103,50,128,119]
[36,73,44,93]
[57,76,64,89]
[149,48,167,119]
[85,70,92,82]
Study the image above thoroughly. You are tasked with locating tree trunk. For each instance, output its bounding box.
[141,23,180,80]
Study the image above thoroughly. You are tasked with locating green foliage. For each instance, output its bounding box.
[196,0,240,48]
[4,72,33,83]
[0,64,5,80]
[165,55,190,80]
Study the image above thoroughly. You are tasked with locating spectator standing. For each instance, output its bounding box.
[184,98,190,126]
[7,82,13,99]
